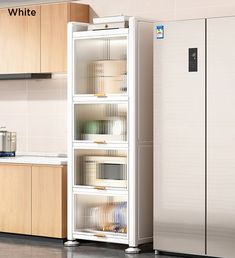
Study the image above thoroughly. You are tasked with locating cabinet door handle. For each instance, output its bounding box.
[94,93,107,97]
[94,186,106,190]
[94,140,107,144]
[94,233,106,238]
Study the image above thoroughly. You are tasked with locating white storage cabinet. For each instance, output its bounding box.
[66,17,153,253]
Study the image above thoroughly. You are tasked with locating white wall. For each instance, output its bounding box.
[173,0,235,20]
[78,0,235,20]
[0,77,67,154]
[0,0,70,8]
[2,0,235,20]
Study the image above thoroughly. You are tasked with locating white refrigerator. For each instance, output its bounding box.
[154,17,235,257]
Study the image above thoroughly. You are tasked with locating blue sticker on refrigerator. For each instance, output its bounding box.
[156,25,164,39]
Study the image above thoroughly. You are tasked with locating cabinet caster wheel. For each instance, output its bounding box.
[125,247,141,254]
[64,240,80,247]
[155,250,160,255]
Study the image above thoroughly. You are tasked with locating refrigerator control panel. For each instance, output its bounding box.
[188,48,198,72]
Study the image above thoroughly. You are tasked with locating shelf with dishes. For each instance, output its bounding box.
[73,102,128,144]
[73,192,128,242]
[73,148,128,191]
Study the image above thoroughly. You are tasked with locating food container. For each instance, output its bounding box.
[89,60,127,94]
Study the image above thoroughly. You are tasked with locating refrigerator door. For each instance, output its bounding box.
[154,19,206,255]
[207,16,235,258]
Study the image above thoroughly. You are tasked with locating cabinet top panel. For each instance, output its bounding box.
[73,29,129,39]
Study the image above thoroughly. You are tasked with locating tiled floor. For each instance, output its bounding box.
[0,234,181,258]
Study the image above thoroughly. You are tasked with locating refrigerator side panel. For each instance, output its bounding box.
[207,16,235,258]
[136,20,153,244]
[128,18,153,248]
[154,19,206,255]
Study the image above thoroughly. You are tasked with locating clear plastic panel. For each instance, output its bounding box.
[74,103,127,142]
[74,36,127,95]
[74,149,127,188]
[74,194,127,235]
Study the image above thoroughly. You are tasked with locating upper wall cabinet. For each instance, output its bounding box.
[0,3,89,74]
[41,3,89,73]
[0,6,41,74]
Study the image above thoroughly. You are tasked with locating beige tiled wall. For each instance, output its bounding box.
[0,77,67,154]
[77,0,235,21]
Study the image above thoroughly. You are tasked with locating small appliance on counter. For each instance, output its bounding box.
[0,127,16,157]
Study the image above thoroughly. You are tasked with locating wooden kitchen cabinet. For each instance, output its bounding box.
[0,6,40,74]
[0,3,89,74]
[41,3,89,73]
[0,163,67,238]
[32,165,67,238]
[0,164,31,235]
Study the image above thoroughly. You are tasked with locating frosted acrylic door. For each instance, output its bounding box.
[207,17,235,258]
[74,103,127,143]
[73,35,127,96]
[154,19,206,255]
[73,148,127,189]
[74,193,127,241]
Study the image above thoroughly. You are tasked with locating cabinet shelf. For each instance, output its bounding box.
[72,142,128,150]
[73,95,128,103]
[73,186,128,194]
[74,229,127,238]
[73,231,128,244]
[73,139,128,146]
[73,187,128,196]
[73,141,128,147]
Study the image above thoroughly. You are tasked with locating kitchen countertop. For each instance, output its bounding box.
[0,155,67,165]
